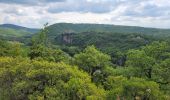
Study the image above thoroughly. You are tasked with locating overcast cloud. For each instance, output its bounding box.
[0,0,170,28]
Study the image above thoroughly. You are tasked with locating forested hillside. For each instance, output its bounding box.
[0,24,39,33]
[55,32,158,53]
[45,23,170,53]
[47,23,170,39]
[0,23,170,100]
[0,24,39,41]
[1,23,170,44]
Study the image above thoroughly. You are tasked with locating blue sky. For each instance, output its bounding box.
[0,0,170,28]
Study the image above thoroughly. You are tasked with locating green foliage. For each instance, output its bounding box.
[125,41,170,97]
[0,40,170,99]
[126,49,155,78]
[29,23,49,59]
[0,57,106,100]
[61,46,81,56]
[47,23,170,41]
[153,59,170,94]
[126,41,170,78]
[29,23,71,63]
[106,76,165,100]
[30,40,70,63]
[0,40,27,57]
[111,51,126,66]
[103,66,137,79]
[34,48,71,63]
[0,24,39,42]
[142,41,170,61]
[74,45,111,74]
[32,23,48,46]
[1,22,170,99]
[56,32,154,54]
[74,46,112,86]
[0,27,32,37]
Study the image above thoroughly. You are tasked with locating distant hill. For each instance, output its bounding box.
[1,23,170,51]
[0,24,39,33]
[46,23,170,45]
[45,23,170,53]
[47,23,170,37]
[0,24,39,41]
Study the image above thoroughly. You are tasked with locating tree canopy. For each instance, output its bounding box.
[0,25,170,100]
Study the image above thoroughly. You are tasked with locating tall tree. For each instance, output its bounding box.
[29,23,49,59]
[74,45,111,75]
[126,49,155,78]
[106,76,165,100]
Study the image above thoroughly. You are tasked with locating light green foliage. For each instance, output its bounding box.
[0,57,106,100]
[29,24,71,63]
[153,59,170,94]
[126,49,155,78]
[154,59,170,83]
[106,76,165,100]
[1,29,170,100]
[0,57,30,100]
[0,40,26,57]
[74,46,112,85]
[32,47,71,63]
[126,41,170,96]
[74,45,111,75]
[126,41,170,79]
[0,27,32,37]
[142,41,170,61]
[29,23,49,59]
[103,66,137,78]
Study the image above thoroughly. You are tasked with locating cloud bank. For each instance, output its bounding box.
[0,0,170,28]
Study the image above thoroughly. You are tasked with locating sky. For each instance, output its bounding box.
[0,0,170,28]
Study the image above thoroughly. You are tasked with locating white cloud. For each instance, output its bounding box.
[0,0,170,28]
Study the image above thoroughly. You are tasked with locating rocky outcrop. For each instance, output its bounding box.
[60,32,74,44]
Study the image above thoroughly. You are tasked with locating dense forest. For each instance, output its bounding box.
[0,23,170,100]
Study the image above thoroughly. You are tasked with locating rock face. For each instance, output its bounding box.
[61,33,73,44]
[116,57,126,66]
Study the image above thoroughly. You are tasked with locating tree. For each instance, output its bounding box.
[0,40,23,57]
[153,59,170,94]
[111,51,126,66]
[33,48,71,63]
[0,57,106,100]
[126,49,155,78]
[29,23,49,59]
[74,45,111,75]
[74,46,111,85]
[29,23,71,63]
[106,76,165,100]
[125,41,170,96]
[142,41,170,61]
[74,45,112,85]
